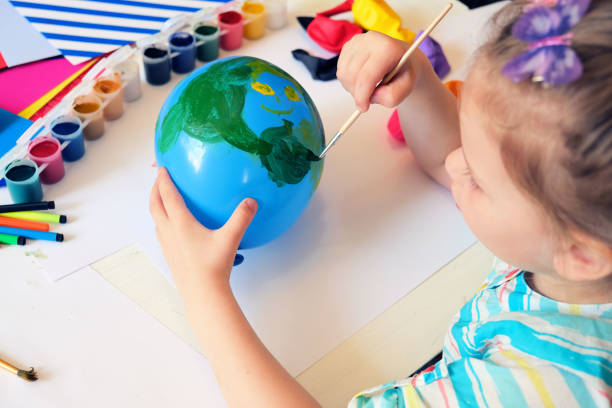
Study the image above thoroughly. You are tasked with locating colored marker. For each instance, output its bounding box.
[0,216,49,232]
[0,226,63,242]
[0,201,55,213]
[0,211,66,224]
[0,233,26,246]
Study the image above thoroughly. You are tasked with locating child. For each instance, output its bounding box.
[149,0,611,406]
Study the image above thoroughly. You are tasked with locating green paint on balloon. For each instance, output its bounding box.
[259,119,316,185]
[159,57,322,186]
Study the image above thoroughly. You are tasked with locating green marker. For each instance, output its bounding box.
[0,233,26,246]
[0,211,66,224]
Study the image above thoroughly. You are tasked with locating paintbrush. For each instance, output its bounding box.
[317,2,454,159]
[0,358,38,382]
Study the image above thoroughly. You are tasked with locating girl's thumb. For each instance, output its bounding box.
[222,198,258,247]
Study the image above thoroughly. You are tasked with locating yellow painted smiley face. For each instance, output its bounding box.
[251,81,302,115]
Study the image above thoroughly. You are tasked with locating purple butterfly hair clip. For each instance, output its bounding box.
[501,0,590,86]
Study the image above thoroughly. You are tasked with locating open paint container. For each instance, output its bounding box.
[242,1,266,40]
[50,115,86,162]
[72,93,105,140]
[169,32,197,74]
[264,0,287,29]
[93,73,124,121]
[193,22,220,62]
[218,11,243,50]
[143,44,172,86]
[27,136,65,184]
[4,158,44,203]
[115,58,142,102]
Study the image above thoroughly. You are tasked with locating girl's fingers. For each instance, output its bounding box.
[338,39,369,97]
[149,172,168,225]
[157,167,194,227]
[354,57,387,112]
[370,66,414,107]
[220,198,258,250]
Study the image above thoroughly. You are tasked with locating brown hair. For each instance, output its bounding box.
[476,0,612,247]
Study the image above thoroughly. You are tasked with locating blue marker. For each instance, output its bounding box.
[0,226,63,242]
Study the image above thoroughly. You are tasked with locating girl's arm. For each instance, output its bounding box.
[338,31,461,188]
[150,168,320,408]
[185,281,320,408]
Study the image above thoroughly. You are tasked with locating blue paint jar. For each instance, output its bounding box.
[4,158,43,204]
[50,115,86,162]
[143,45,171,86]
[169,32,196,74]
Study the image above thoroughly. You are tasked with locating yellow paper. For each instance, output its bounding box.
[19,58,99,119]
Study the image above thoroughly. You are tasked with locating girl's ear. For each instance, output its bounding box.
[553,231,612,282]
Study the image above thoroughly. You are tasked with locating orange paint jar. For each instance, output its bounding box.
[72,94,105,141]
[93,73,124,121]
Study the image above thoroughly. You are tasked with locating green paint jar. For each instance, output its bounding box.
[4,158,43,204]
[194,23,220,62]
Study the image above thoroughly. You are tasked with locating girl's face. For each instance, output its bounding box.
[444,74,556,275]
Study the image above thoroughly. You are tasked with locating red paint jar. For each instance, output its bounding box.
[218,11,243,50]
[27,136,65,184]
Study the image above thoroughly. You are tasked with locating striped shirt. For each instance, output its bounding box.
[349,259,612,407]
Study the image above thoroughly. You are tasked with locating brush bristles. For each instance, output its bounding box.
[17,368,38,382]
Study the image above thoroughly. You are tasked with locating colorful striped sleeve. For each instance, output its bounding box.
[348,259,612,407]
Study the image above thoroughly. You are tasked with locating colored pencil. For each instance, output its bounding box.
[0,358,38,382]
[0,216,49,232]
[0,201,55,213]
[0,233,26,246]
[0,211,66,224]
[0,226,63,242]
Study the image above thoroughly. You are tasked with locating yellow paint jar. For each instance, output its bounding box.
[242,1,266,40]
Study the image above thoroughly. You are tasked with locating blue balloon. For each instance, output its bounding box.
[155,56,325,248]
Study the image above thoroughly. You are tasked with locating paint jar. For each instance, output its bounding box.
[193,22,220,62]
[27,136,65,184]
[242,1,266,40]
[93,72,124,121]
[72,94,105,141]
[264,0,287,29]
[143,45,171,86]
[115,58,142,102]
[169,32,196,74]
[4,158,43,204]
[218,11,243,50]
[50,115,85,162]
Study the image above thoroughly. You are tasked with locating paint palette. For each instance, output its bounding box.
[0,0,287,205]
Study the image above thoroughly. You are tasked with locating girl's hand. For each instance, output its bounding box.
[149,167,257,298]
[338,31,423,112]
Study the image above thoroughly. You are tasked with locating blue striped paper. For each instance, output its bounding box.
[10,0,231,64]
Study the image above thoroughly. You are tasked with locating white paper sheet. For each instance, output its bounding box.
[0,0,507,376]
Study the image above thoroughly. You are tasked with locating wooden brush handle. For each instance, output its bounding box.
[0,359,19,375]
[381,3,453,85]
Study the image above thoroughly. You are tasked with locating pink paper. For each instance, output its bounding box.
[0,57,91,115]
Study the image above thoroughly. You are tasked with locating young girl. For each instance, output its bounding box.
[149,0,612,406]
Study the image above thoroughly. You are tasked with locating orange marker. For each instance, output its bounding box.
[0,216,49,232]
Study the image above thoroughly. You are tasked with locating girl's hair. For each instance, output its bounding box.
[478,0,612,247]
